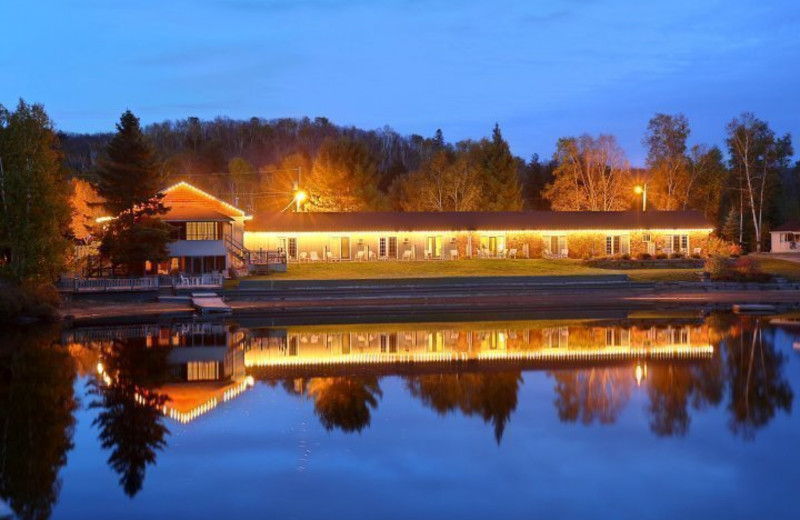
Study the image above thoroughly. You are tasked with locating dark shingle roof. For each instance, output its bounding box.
[773,220,800,232]
[247,210,711,233]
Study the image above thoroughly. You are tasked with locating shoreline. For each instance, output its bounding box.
[59,277,800,327]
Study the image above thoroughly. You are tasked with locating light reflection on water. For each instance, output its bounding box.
[2,311,800,519]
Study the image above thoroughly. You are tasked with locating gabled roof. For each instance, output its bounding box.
[773,220,800,232]
[246,210,712,233]
[160,181,248,222]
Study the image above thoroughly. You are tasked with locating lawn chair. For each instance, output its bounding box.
[509,248,517,259]
[355,251,365,261]
[477,248,487,259]
[299,251,308,262]
[499,248,508,259]
[560,248,569,258]
[368,251,377,261]
[450,249,459,260]
[310,251,320,262]
[326,251,339,262]
[402,250,413,261]
[693,247,702,256]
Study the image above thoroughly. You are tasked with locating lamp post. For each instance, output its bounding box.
[293,189,307,212]
[634,183,647,212]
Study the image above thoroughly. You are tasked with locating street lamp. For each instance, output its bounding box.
[293,189,307,212]
[634,183,647,212]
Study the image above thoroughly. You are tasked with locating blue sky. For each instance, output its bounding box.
[2,0,799,165]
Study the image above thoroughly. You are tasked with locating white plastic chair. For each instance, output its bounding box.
[310,251,320,262]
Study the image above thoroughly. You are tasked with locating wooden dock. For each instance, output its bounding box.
[191,292,232,314]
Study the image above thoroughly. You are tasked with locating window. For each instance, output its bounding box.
[330,237,351,260]
[605,328,630,347]
[643,233,652,242]
[480,235,505,256]
[543,235,567,256]
[781,233,797,243]
[277,238,297,259]
[668,234,689,252]
[427,236,443,257]
[186,222,220,240]
[187,361,220,381]
[605,234,630,255]
[380,334,398,353]
[379,236,398,258]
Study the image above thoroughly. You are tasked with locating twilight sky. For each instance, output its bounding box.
[2,0,799,165]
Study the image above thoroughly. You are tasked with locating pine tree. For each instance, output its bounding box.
[0,100,71,283]
[95,111,172,274]
[479,124,522,210]
[95,110,164,222]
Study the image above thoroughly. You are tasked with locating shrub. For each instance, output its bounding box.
[670,252,684,259]
[705,255,771,282]
[0,281,61,324]
[704,255,729,280]
[636,252,652,260]
[691,253,702,259]
[621,253,631,260]
[655,253,668,260]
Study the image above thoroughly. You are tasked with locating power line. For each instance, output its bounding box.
[180,167,302,176]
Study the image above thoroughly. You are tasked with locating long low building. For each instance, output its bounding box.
[243,209,713,261]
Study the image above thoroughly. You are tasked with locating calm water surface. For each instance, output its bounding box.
[2,311,800,519]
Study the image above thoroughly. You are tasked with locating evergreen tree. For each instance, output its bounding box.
[95,110,164,221]
[95,111,172,274]
[478,124,522,211]
[0,100,71,283]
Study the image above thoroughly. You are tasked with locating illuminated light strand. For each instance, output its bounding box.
[163,377,255,424]
[162,181,248,217]
[244,228,713,237]
[244,345,714,368]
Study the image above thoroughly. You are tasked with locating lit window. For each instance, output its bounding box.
[186,222,220,240]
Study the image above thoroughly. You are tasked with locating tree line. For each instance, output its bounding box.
[2,99,798,286]
[61,111,798,250]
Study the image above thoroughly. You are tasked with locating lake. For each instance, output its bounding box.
[2,310,799,519]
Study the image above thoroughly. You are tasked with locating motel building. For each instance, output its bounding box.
[154,181,713,275]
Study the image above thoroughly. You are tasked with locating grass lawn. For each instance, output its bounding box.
[234,258,700,284]
[753,257,800,281]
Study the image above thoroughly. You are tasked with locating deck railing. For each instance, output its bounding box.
[60,273,224,293]
[60,276,160,293]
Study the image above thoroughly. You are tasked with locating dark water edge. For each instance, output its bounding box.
[2,311,800,519]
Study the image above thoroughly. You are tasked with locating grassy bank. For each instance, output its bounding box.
[233,258,701,284]
[228,256,800,286]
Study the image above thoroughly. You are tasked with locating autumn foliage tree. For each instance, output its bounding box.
[544,134,632,211]
[392,149,482,211]
[644,113,691,210]
[304,137,384,211]
[0,100,72,283]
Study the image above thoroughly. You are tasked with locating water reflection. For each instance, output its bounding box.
[89,337,171,497]
[725,317,793,439]
[406,373,522,443]
[0,327,76,520]
[11,311,795,506]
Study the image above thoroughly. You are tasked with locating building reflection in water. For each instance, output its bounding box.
[59,312,796,498]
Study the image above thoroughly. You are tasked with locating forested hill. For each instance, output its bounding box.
[59,112,800,253]
[58,116,555,213]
